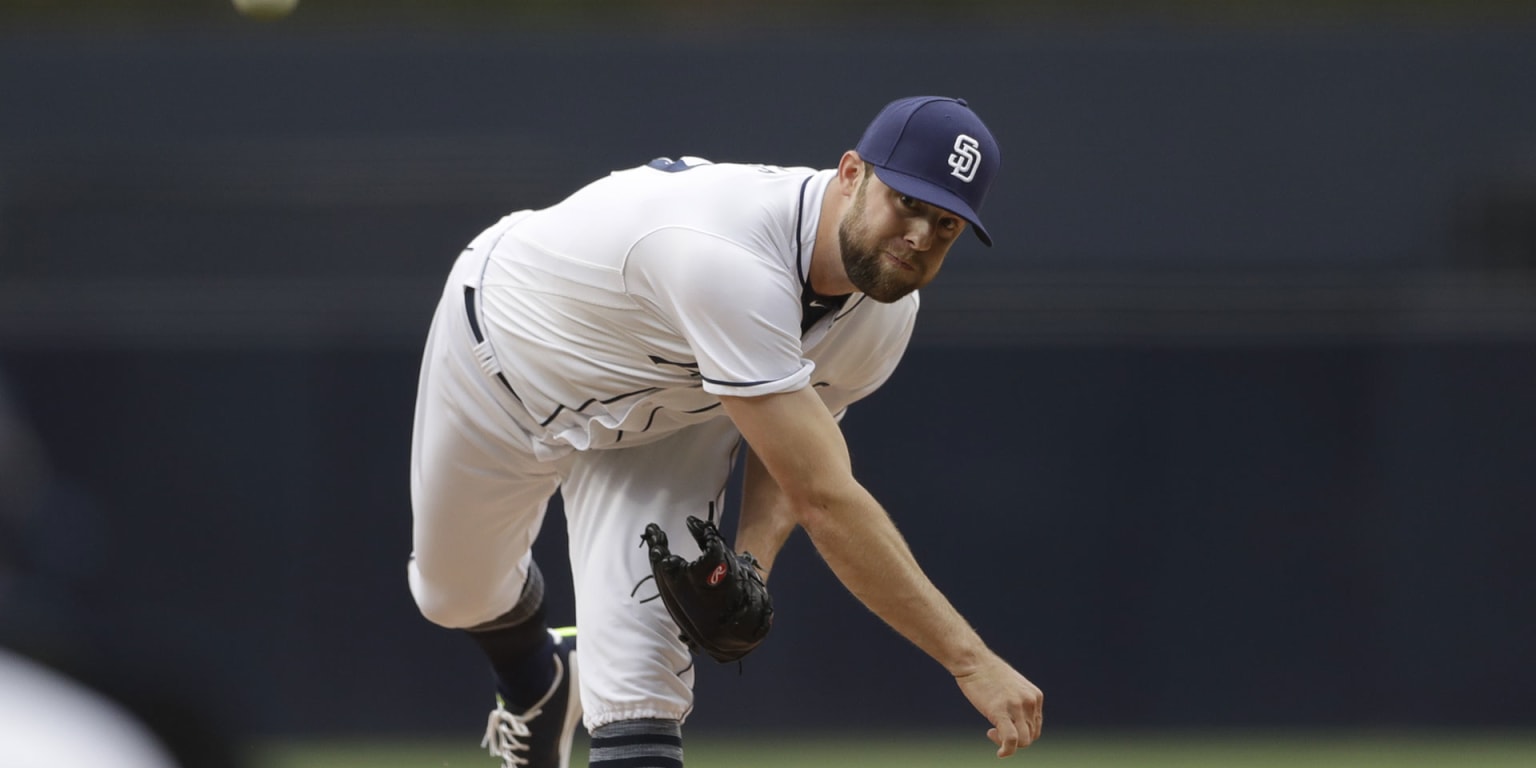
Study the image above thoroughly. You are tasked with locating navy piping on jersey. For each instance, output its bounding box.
[464,284,660,424]
[699,375,781,388]
[646,355,701,376]
[834,294,868,320]
[794,175,811,288]
[640,406,664,432]
[537,387,663,428]
[620,398,722,444]
[796,172,851,332]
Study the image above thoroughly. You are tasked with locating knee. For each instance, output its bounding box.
[413,591,486,629]
[409,561,506,629]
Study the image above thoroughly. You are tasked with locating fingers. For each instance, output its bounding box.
[702,531,730,559]
[686,515,726,552]
[641,523,669,548]
[1015,700,1041,751]
[990,708,1043,758]
[991,715,1020,758]
[1027,687,1044,743]
[644,540,672,565]
[985,687,1043,758]
[957,659,1043,758]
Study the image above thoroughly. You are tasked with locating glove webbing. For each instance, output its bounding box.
[629,501,720,603]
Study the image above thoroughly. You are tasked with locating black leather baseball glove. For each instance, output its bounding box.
[639,514,773,663]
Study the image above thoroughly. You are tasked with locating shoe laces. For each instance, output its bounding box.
[481,701,541,767]
[478,652,565,768]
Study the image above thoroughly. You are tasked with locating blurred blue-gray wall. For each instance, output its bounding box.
[1,2,1533,747]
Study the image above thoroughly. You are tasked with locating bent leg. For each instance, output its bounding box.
[409,243,583,766]
[408,272,568,629]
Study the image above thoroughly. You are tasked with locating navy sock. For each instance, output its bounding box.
[468,612,555,711]
[589,719,683,768]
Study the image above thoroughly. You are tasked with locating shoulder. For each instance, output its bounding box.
[617,159,820,253]
[625,226,800,312]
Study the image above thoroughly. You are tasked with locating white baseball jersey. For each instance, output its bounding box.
[471,159,918,453]
[411,158,920,729]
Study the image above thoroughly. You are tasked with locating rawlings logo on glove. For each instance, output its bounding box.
[638,513,773,664]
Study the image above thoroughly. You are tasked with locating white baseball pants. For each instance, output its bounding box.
[409,246,741,728]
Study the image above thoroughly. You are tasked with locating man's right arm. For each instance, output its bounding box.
[719,386,1043,756]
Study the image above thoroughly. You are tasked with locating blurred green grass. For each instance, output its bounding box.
[257,729,1536,768]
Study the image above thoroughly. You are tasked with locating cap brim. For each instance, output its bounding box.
[870,165,993,247]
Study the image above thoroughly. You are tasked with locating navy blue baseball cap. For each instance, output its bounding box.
[855,96,1000,246]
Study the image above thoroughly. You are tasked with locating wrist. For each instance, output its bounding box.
[943,639,992,678]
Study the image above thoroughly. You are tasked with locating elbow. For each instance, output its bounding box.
[792,499,831,537]
[787,481,864,538]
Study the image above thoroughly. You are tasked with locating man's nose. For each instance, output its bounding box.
[905,219,934,251]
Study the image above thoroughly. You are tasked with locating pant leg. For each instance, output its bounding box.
[408,248,572,629]
[560,418,744,730]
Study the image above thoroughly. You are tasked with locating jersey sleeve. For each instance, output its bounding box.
[624,226,812,398]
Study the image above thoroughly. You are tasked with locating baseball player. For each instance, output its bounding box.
[409,96,1044,768]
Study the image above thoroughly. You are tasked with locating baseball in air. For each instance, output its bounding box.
[232,0,298,20]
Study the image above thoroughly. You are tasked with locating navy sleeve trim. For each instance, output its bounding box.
[700,375,782,388]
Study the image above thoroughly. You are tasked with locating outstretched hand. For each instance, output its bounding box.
[953,654,1043,758]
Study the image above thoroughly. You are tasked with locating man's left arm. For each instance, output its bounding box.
[735,443,796,580]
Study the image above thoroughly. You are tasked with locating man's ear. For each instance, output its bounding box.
[834,150,864,197]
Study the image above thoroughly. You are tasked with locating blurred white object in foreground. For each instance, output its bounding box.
[0,647,180,768]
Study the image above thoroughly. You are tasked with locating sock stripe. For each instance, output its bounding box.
[591,733,685,749]
[588,719,684,768]
[467,561,546,632]
[590,757,683,768]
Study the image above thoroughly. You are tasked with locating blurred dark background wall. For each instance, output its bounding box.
[1,0,1533,745]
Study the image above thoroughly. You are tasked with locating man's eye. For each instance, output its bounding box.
[899,195,919,209]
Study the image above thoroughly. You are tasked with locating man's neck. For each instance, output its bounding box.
[807,175,853,296]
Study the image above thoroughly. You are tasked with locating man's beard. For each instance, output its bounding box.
[838,187,918,304]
